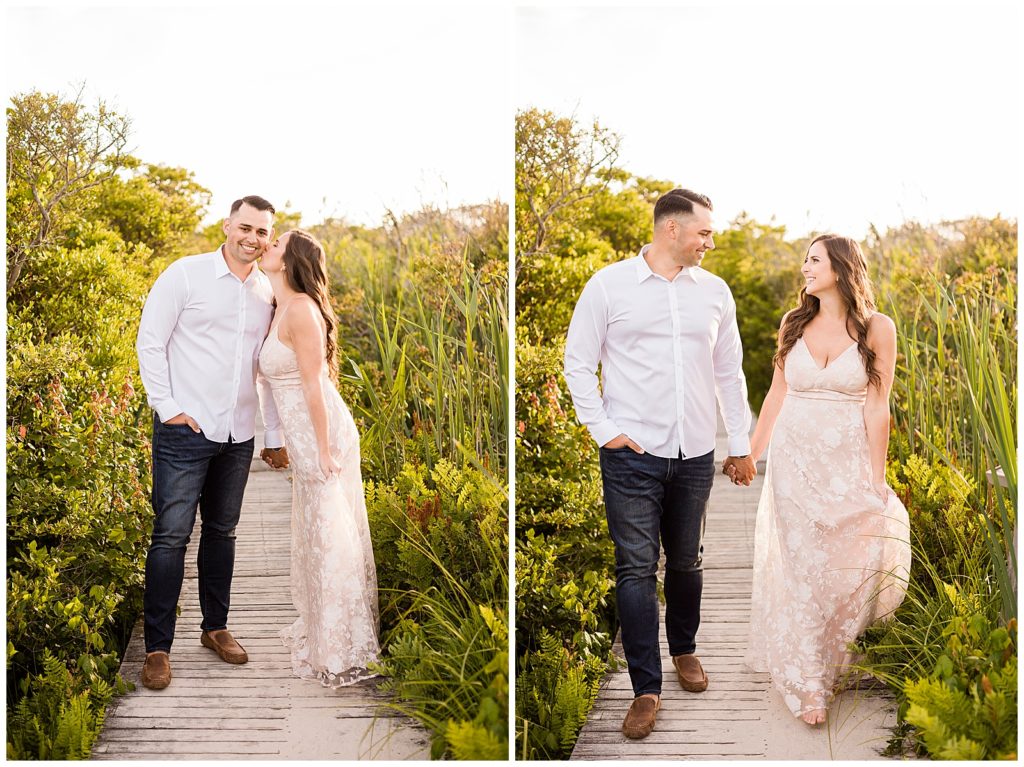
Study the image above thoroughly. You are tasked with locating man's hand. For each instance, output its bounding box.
[602,433,645,454]
[163,412,202,433]
[261,446,290,469]
[723,455,756,486]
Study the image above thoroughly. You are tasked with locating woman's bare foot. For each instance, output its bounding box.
[801,708,827,725]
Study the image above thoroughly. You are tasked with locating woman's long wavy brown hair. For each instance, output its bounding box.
[774,234,881,389]
[282,229,338,382]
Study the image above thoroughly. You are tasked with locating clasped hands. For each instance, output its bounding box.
[260,446,290,469]
[723,455,756,486]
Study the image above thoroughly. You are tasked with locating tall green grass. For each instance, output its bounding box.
[316,210,509,759]
[335,240,508,479]
[887,271,1016,620]
[859,264,1018,757]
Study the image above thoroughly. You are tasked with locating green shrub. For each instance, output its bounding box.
[6,241,153,757]
[887,451,985,590]
[904,615,1016,760]
[368,459,508,759]
[515,631,606,760]
[321,205,509,760]
[6,651,128,760]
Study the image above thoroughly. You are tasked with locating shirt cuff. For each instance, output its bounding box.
[263,429,285,450]
[588,420,623,449]
[154,399,184,424]
[728,434,752,457]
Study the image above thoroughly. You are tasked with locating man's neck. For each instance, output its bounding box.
[644,242,685,280]
[221,245,255,281]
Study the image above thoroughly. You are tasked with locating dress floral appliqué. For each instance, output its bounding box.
[744,337,911,716]
[259,322,380,687]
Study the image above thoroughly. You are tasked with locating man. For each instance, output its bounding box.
[135,195,290,690]
[564,188,756,739]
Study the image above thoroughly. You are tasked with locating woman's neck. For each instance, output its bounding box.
[267,269,299,307]
[814,290,847,322]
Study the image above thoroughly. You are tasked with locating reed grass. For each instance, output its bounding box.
[887,271,1016,619]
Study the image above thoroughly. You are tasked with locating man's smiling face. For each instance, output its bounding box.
[222,203,274,268]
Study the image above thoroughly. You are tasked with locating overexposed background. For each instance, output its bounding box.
[516,3,1020,238]
[6,3,510,226]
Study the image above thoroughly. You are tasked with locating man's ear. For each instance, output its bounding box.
[222,218,231,236]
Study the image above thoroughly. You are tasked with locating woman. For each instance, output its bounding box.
[258,229,379,687]
[737,234,911,725]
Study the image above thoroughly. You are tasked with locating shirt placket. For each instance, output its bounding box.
[229,280,246,441]
[668,280,686,458]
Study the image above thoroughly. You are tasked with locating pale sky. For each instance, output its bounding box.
[516,3,1021,239]
[5,3,510,227]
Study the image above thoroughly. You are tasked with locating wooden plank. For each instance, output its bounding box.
[94,449,431,761]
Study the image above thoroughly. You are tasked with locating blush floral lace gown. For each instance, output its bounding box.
[745,337,911,717]
[259,321,379,687]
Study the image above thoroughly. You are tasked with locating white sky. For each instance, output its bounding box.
[516,3,1021,239]
[5,3,511,227]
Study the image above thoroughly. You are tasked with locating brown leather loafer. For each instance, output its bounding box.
[673,653,709,692]
[201,629,248,664]
[141,651,172,689]
[622,694,661,739]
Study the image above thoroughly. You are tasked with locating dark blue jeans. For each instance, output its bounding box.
[599,447,716,697]
[144,416,254,653]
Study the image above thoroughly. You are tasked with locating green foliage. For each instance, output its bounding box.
[326,203,509,760]
[369,460,508,760]
[857,232,1016,756]
[323,207,508,481]
[6,241,153,758]
[6,651,127,760]
[886,450,983,588]
[904,615,1017,760]
[703,217,804,407]
[515,632,606,760]
[515,108,620,263]
[6,89,131,289]
[81,163,211,259]
[6,90,212,759]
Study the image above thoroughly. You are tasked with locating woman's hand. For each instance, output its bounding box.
[871,480,890,505]
[319,450,342,480]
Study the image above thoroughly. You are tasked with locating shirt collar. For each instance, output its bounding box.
[636,244,701,284]
[216,245,260,284]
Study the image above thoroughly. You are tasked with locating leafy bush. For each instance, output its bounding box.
[367,458,508,759]
[6,243,153,758]
[6,651,127,761]
[326,205,509,759]
[515,632,605,760]
[514,335,614,758]
[904,615,1016,760]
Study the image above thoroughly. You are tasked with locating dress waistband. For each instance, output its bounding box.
[786,389,865,404]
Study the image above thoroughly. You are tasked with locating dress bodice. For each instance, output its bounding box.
[784,337,868,402]
[259,324,305,389]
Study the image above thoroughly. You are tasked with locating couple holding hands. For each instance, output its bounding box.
[564,188,911,736]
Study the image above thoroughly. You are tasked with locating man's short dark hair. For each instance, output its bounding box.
[230,195,276,215]
[654,189,712,223]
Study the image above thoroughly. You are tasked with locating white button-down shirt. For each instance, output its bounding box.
[136,248,283,446]
[564,245,752,459]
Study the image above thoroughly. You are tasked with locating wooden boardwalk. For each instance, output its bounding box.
[94,458,430,760]
[572,450,901,760]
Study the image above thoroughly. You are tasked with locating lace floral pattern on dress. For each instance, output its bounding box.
[259,323,380,688]
[745,337,911,717]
